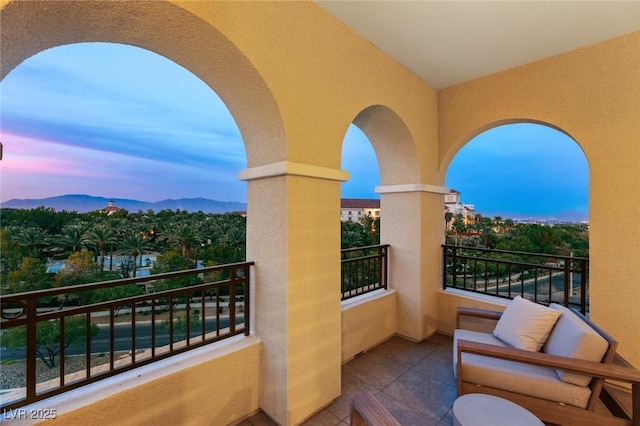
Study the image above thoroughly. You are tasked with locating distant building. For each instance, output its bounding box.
[444,189,475,228]
[102,200,121,215]
[341,198,380,222]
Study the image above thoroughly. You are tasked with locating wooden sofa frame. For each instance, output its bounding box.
[456,307,640,426]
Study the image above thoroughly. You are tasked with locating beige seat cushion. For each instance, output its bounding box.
[453,329,508,378]
[459,352,592,408]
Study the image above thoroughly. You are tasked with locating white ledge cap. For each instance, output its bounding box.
[239,161,349,182]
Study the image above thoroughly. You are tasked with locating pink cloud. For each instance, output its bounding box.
[1,132,120,200]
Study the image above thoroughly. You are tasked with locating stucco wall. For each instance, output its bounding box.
[437,290,509,336]
[438,31,640,367]
[18,336,262,426]
[341,290,398,362]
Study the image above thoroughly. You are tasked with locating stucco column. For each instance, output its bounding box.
[377,184,447,341]
[240,162,346,425]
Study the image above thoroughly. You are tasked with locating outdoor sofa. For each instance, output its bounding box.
[453,296,640,426]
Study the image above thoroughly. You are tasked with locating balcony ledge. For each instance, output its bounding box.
[340,288,396,309]
[2,334,261,425]
[439,287,511,306]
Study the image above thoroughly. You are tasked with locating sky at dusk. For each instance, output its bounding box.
[446,124,588,219]
[0,42,588,218]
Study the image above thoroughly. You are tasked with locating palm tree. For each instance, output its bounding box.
[83,223,117,275]
[452,214,467,246]
[206,214,230,247]
[341,221,366,249]
[159,221,203,268]
[57,222,89,253]
[120,233,150,277]
[445,211,454,232]
[225,226,246,261]
[105,218,128,271]
[13,226,48,257]
[504,219,515,238]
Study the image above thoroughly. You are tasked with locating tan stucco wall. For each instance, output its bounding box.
[438,31,640,367]
[437,290,509,336]
[43,337,262,426]
[341,290,398,362]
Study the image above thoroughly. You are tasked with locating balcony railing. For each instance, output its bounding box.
[0,261,253,413]
[341,245,389,300]
[442,245,588,314]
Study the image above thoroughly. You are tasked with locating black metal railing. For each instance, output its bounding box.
[341,245,389,300]
[442,245,588,313]
[0,261,253,413]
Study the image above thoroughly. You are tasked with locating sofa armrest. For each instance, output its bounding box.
[457,339,640,385]
[456,307,503,329]
[457,339,640,424]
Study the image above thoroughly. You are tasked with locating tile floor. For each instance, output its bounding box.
[241,333,457,426]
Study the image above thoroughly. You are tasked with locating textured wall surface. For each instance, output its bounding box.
[438,31,640,366]
[342,290,398,362]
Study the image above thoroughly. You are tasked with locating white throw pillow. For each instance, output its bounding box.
[493,296,561,352]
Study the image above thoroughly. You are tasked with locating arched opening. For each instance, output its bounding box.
[0,39,259,405]
[445,122,588,237]
[443,122,590,309]
[0,0,285,168]
[340,124,380,249]
[352,105,419,187]
[1,40,250,269]
[339,103,420,255]
[1,42,247,204]
[340,104,435,342]
[0,2,289,420]
[341,124,380,200]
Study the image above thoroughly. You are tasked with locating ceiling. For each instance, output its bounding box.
[315,1,640,89]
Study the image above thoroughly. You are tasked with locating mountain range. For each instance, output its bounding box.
[2,194,247,214]
[481,210,589,224]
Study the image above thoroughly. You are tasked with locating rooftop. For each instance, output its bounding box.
[341,199,381,209]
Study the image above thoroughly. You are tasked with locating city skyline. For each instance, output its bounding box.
[0,42,588,219]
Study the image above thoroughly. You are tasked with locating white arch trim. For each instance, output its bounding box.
[239,161,349,182]
[376,183,449,194]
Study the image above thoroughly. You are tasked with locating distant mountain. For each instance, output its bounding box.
[481,210,589,223]
[2,194,247,214]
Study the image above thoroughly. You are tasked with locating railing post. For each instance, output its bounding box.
[26,298,37,403]
[563,257,571,308]
[452,246,458,289]
[381,245,388,290]
[442,246,447,290]
[229,268,236,334]
[580,258,588,315]
[244,264,251,336]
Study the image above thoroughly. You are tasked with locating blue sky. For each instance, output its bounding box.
[0,42,588,219]
[446,124,588,219]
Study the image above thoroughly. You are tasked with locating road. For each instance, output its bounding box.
[0,316,244,361]
[458,271,584,298]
